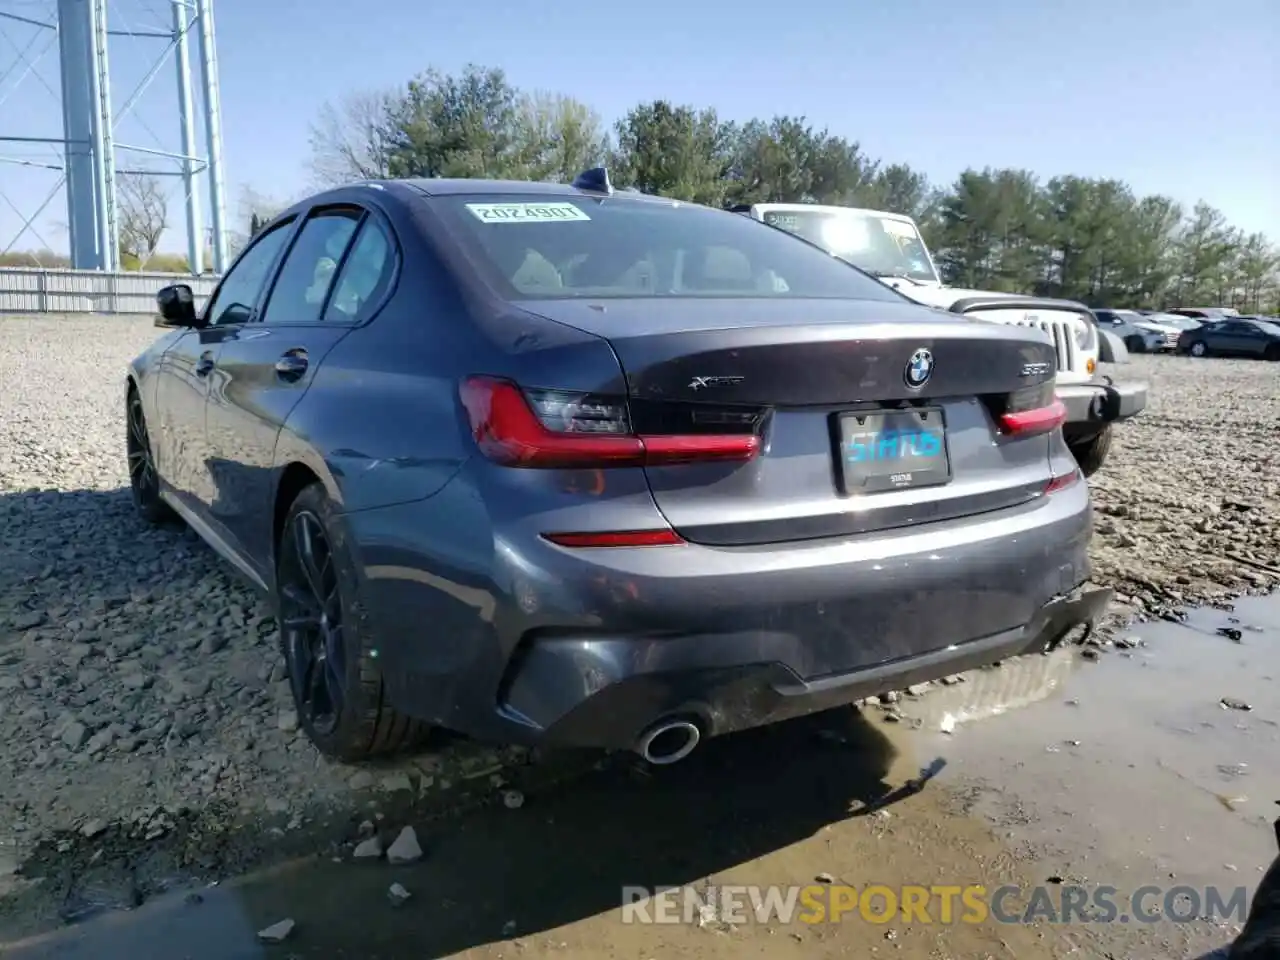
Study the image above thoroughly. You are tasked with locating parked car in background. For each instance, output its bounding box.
[1177,317,1280,359]
[1091,310,1166,353]
[1143,311,1204,332]
[1167,306,1240,320]
[734,202,1148,478]
[1093,309,1177,352]
[127,169,1111,763]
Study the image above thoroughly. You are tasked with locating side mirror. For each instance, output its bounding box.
[156,284,198,327]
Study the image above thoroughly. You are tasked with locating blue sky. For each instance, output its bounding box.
[1,0,1276,257]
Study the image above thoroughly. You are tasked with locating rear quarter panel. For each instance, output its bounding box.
[272,209,478,515]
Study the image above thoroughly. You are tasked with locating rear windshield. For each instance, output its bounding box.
[431,194,904,303]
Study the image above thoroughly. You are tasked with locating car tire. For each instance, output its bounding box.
[275,481,431,762]
[1189,340,1209,357]
[1264,344,1280,362]
[1067,424,1113,479]
[1124,335,1146,354]
[126,387,175,525]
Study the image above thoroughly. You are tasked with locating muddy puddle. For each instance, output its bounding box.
[2,593,1276,960]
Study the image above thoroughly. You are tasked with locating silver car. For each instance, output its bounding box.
[129,169,1110,764]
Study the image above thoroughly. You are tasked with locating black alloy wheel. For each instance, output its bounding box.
[127,389,172,523]
[274,482,429,760]
[279,509,348,737]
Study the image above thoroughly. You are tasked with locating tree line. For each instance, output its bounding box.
[303,65,1277,312]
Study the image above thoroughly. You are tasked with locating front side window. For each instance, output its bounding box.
[431,195,904,304]
[760,208,940,284]
[260,208,362,325]
[204,221,293,326]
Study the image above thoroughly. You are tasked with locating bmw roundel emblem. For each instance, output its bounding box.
[904,348,934,388]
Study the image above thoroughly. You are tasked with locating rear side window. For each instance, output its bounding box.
[324,218,396,323]
[432,194,902,303]
[259,208,362,325]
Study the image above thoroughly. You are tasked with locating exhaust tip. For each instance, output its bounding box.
[637,719,702,765]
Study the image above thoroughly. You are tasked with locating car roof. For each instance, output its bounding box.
[392,177,670,202]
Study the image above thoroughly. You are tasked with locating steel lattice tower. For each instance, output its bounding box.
[0,0,228,273]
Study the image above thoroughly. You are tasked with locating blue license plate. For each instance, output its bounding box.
[837,407,951,493]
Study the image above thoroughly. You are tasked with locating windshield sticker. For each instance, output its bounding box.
[763,212,800,230]
[880,218,919,239]
[465,202,591,224]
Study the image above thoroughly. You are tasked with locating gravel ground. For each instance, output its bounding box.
[1,314,1277,930]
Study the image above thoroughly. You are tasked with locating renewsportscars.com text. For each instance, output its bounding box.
[620,882,1251,926]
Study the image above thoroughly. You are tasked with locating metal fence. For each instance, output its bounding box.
[0,267,218,315]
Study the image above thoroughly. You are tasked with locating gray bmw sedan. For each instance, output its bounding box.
[128,168,1110,763]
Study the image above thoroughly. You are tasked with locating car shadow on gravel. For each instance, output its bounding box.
[3,709,918,959]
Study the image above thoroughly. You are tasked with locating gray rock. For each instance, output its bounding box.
[86,728,116,754]
[380,772,413,793]
[276,708,299,732]
[65,643,92,666]
[200,633,229,655]
[256,919,296,943]
[386,826,424,864]
[11,611,46,630]
[61,721,89,750]
[353,836,383,859]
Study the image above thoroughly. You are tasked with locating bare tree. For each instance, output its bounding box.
[116,172,169,267]
[226,184,290,257]
[307,89,396,188]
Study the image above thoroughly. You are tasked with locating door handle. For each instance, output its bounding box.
[195,351,215,377]
[275,349,309,382]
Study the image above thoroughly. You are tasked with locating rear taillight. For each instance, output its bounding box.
[1000,399,1066,436]
[460,376,762,468]
[1043,468,1082,495]
[542,530,685,548]
[991,383,1066,438]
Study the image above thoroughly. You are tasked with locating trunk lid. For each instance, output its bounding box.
[517,298,1060,545]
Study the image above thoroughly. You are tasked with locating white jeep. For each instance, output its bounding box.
[737,202,1148,477]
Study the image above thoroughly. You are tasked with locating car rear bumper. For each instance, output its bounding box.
[1058,376,1148,427]
[499,582,1110,750]
[346,475,1099,751]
